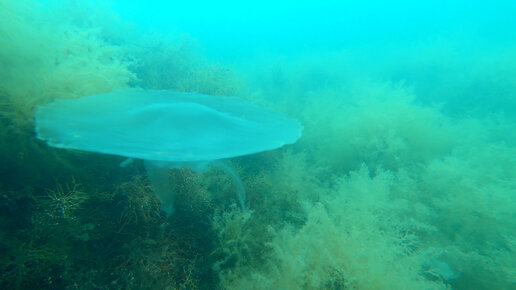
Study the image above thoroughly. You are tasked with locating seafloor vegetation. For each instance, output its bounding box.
[1,1,515,289]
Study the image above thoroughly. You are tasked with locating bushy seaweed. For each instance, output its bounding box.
[212,54,515,289]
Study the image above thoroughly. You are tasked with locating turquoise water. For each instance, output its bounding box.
[0,0,514,289]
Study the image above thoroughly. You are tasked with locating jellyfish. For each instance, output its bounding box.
[35,89,303,215]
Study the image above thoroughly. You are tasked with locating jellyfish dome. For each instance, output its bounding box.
[35,89,303,162]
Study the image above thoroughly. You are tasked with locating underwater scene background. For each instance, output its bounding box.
[1,0,515,289]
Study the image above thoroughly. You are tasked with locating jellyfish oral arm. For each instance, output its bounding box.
[143,159,246,217]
